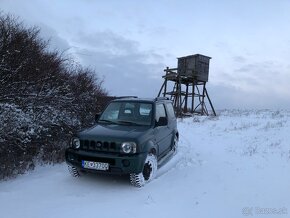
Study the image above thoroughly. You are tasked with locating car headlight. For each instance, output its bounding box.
[71,138,80,149]
[121,142,137,154]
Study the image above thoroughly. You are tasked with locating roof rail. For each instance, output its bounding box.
[116,96,138,99]
[155,97,169,101]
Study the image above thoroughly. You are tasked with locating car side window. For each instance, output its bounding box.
[155,104,167,122]
[165,103,176,119]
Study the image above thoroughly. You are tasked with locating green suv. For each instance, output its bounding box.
[65,97,179,187]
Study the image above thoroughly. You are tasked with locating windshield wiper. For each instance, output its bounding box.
[98,119,118,124]
[116,120,143,126]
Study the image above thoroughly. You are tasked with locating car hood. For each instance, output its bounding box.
[78,124,152,142]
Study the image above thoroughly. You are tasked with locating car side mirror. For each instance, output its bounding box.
[156,117,168,126]
[95,113,101,122]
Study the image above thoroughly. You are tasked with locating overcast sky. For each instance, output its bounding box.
[1,0,290,109]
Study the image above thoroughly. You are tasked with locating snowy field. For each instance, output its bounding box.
[1,110,290,218]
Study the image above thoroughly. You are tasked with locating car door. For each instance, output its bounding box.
[154,103,172,156]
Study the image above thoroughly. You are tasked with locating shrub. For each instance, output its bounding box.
[0,14,107,179]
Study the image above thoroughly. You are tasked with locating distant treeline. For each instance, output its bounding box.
[0,13,107,179]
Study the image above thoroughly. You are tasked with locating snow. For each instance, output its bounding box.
[1,110,290,218]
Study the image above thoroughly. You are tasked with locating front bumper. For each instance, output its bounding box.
[65,148,147,175]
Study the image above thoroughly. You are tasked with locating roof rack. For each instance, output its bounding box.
[116,96,138,99]
[155,97,170,101]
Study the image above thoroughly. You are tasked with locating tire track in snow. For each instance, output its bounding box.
[156,132,201,179]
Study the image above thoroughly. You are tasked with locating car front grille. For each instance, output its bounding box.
[80,140,119,152]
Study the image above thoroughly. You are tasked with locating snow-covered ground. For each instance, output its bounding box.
[1,110,290,218]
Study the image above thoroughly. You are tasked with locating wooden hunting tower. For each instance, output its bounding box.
[158,54,216,117]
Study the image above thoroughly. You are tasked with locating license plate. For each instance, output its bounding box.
[82,160,109,171]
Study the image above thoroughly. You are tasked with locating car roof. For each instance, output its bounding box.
[111,97,172,103]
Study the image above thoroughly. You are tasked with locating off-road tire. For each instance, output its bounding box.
[130,153,157,187]
[68,165,80,177]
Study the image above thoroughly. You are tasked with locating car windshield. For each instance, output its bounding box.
[99,101,153,126]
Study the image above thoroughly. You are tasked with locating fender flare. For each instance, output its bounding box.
[143,140,158,156]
